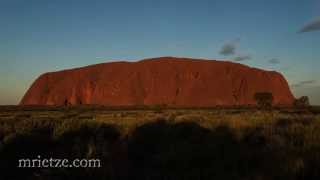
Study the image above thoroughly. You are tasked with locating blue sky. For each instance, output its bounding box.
[0,0,320,105]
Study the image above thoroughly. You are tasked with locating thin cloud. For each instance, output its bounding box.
[220,43,236,56]
[219,39,240,56]
[299,17,320,33]
[291,80,317,88]
[234,54,251,62]
[268,58,280,64]
[219,39,252,62]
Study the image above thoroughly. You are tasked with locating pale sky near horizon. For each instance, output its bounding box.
[0,0,320,105]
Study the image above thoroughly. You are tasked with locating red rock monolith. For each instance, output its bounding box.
[20,57,295,106]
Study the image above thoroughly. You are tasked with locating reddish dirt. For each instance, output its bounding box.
[20,57,295,106]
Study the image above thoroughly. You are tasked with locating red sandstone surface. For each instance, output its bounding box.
[20,57,295,106]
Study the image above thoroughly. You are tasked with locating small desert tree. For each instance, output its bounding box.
[294,96,310,108]
[254,92,273,108]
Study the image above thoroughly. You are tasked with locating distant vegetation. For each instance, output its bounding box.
[0,106,320,179]
[254,92,273,108]
[294,96,310,108]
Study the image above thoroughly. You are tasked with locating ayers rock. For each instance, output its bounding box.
[20,57,295,106]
